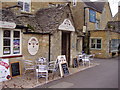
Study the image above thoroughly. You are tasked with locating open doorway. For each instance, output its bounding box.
[61,31,71,67]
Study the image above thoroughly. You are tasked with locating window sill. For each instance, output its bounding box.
[0,55,23,58]
[90,48,102,50]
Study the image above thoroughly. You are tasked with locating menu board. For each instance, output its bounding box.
[0,59,11,82]
[11,62,20,77]
[73,58,78,68]
[56,55,70,77]
[61,63,69,75]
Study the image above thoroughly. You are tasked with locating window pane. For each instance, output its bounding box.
[4,30,10,37]
[3,47,10,55]
[3,39,10,46]
[13,39,20,54]
[91,39,95,43]
[14,31,20,38]
[97,44,101,49]
[91,44,95,48]
[18,1,23,10]
[97,39,101,43]
[25,2,30,12]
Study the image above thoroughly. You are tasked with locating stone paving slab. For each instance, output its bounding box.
[0,62,99,89]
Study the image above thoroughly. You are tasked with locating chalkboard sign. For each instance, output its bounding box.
[73,58,78,68]
[61,63,69,76]
[11,62,20,77]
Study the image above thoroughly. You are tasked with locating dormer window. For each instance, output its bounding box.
[18,0,31,13]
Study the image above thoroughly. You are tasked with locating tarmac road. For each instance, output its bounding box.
[36,57,119,88]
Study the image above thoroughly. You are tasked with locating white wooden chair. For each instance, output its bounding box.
[48,59,59,79]
[23,60,36,75]
[35,57,48,83]
[82,55,91,66]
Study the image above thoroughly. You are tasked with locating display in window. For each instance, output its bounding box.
[13,39,20,54]
[3,47,10,55]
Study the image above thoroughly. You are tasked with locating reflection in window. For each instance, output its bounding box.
[18,0,31,12]
[2,30,21,55]
[91,38,102,49]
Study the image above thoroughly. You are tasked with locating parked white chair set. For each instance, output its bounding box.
[23,57,59,83]
[77,54,94,66]
[23,60,36,76]
[35,57,48,83]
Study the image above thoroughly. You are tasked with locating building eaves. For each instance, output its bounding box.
[83,0,106,13]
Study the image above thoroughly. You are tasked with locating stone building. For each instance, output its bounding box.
[1,0,84,52]
[82,0,120,58]
[0,2,82,78]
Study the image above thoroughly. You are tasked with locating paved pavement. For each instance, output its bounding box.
[36,57,119,88]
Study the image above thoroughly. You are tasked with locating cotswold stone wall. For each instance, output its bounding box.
[50,31,78,67]
[70,32,78,66]
[22,33,49,61]
[50,31,61,61]
[90,30,120,58]
[85,2,112,31]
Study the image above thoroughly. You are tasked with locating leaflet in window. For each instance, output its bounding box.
[3,47,11,55]
[13,39,20,54]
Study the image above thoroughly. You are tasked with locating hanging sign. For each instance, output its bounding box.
[58,19,75,31]
[0,21,16,29]
[28,37,39,55]
[0,59,11,82]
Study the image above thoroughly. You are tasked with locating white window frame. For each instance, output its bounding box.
[0,29,22,57]
[110,39,119,52]
[90,38,102,50]
[18,0,31,13]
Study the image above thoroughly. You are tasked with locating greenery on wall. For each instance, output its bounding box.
[83,31,90,54]
[27,24,35,32]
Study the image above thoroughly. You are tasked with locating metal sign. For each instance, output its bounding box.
[0,21,16,29]
[0,59,11,82]
[28,37,39,55]
[58,19,75,31]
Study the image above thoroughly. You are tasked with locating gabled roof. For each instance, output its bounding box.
[17,4,74,33]
[83,0,106,13]
[0,9,22,25]
[105,21,120,33]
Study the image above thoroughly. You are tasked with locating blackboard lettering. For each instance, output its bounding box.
[73,58,78,68]
[61,63,69,75]
[11,62,20,77]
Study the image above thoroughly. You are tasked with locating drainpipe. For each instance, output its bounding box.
[83,7,87,52]
[48,34,51,62]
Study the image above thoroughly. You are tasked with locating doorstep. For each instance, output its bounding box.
[0,62,99,89]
